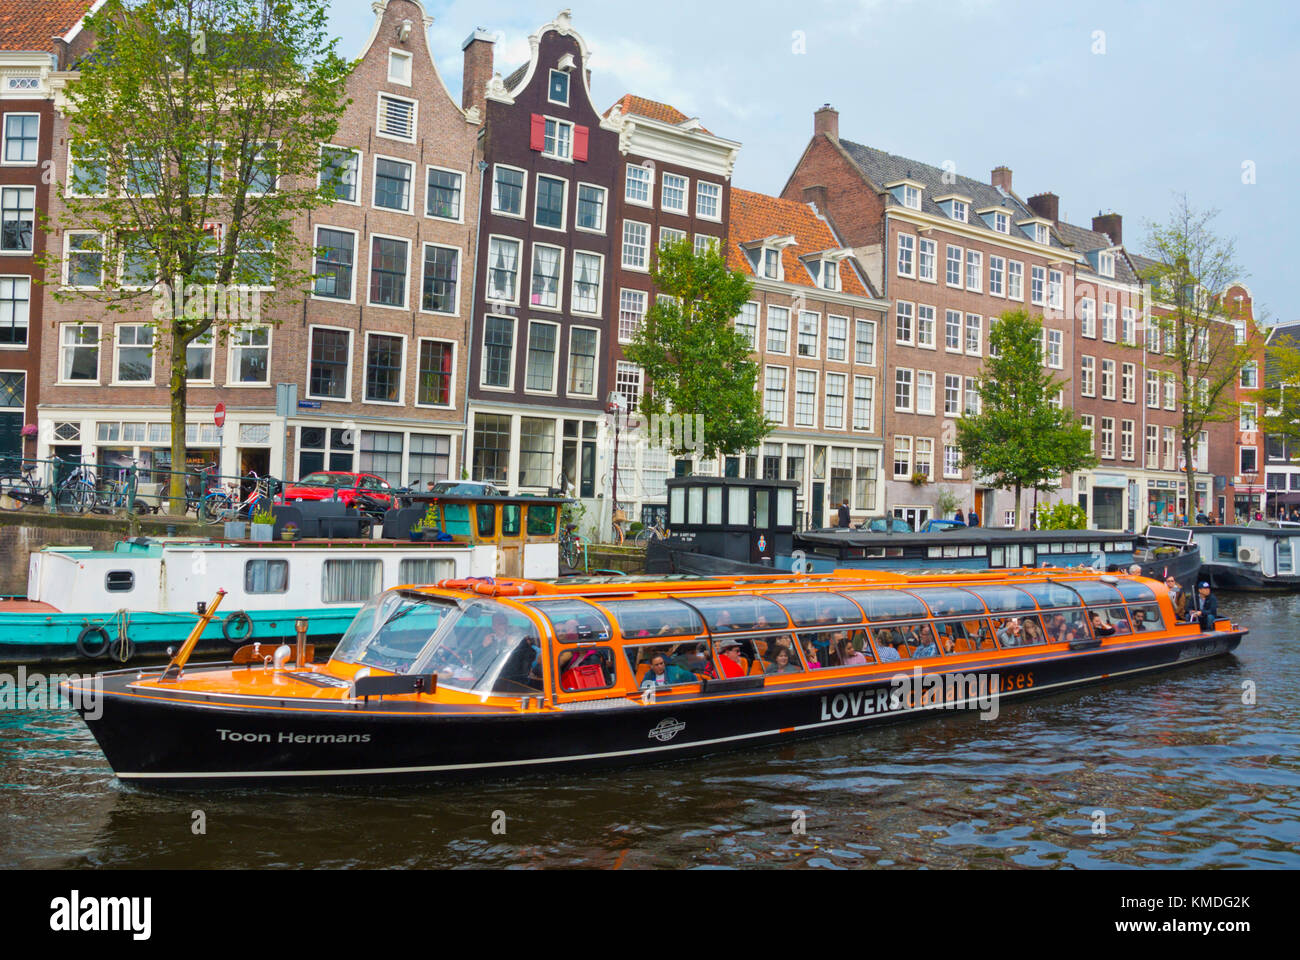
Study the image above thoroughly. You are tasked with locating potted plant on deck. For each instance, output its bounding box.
[409,506,438,542]
[251,505,275,542]
[280,522,299,542]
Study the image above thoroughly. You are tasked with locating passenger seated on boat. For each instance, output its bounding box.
[714,638,747,678]
[838,636,868,666]
[913,628,943,659]
[1103,607,1131,635]
[874,633,901,662]
[496,635,543,692]
[1088,611,1117,637]
[640,654,696,688]
[1021,618,1043,645]
[997,617,1023,648]
[1045,613,1068,643]
[765,647,802,675]
[801,639,822,669]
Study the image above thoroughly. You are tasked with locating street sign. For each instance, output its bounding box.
[214,402,226,428]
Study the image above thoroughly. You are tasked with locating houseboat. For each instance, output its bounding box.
[646,477,1202,591]
[0,494,564,665]
[1188,523,1300,591]
[63,566,1245,785]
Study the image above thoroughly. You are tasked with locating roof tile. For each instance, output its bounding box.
[605,94,710,134]
[0,0,94,51]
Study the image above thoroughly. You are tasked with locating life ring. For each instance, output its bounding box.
[222,611,254,645]
[109,636,135,664]
[471,581,537,597]
[435,578,481,591]
[75,625,112,660]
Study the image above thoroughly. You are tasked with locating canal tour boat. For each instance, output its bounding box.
[63,566,1245,786]
[0,494,564,666]
[645,477,1203,591]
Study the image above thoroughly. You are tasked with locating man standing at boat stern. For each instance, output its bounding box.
[1189,582,1218,629]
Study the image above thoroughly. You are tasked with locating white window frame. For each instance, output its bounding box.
[491,163,528,219]
[855,318,877,365]
[916,304,936,350]
[1121,362,1136,403]
[918,237,936,283]
[566,325,601,399]
[424,164,465,224]
[915,370,936,416]
[58,322,100,384]
[570,250,604,317]
[894,366,914,413]
[793,368,819,429]
[852,375,875,432]
[413,336,458,410]
[896,233,915,278]
[893,435,913,479]
[387,48,413,86]
[661,172,689,215]
[67,140,111,199]
[964,313,982,356]
[965,249,982,292]
[1101,359,1116,400]
[418,240,461,317]
[625,163,654,207]
[547,69,570,106]
[226,324,272,388]
[574,181,607,234]
[376,92,418,143]
[479,314,518,392]
[318,144,362,206]
[62,231,105,290]
[764,365,789,426]
[895,300,914,346]
[766,305,790,355]
[696,181,722,221]
[1030,265,1046,305]
[533,173,569,233]
[945,244,963,288]
[371,153,415,214]
[1102,301,1117,342]
[1046,329,1063,369]
[1,112,39,166]
[944,309,961,353]
[1080,355,1095,397]
[621,220,650,272]
[825,372,847,430]
[366,233,412,310]
[362,330,407,406]
[528,241,565,313]
[523,318,562,397]
[305,324,354,403]
[112,323,155,386]
[0,185,35,254]
[1007,260,1024,301]
[484,234,523,305]
[541,115,574,162]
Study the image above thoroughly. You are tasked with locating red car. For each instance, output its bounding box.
[281,471,396,510]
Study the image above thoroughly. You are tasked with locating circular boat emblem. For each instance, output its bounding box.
[648,718,686,742]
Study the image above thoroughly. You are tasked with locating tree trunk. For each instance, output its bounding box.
[169,333,188,516]
[1183,437,1197,524]
[1013,482,1021,532]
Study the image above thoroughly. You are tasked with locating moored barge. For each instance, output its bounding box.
[64,568,1245,785]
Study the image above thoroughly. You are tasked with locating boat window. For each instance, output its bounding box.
[501,504,522,537]
[558,647,616,692]
[531,599,613,644]
[105,570,135,593]
[1048,542,1062,554]
[767,592,863,626]
[408,598,543,694]
[442,503,472,536]
[755,489,770,527]
[244,559,288,594]
[777,488,794,527]
[706,486,723,524]
[601,598,702,639]
[875,622,938,660]
[526,504,558,536]
[337,590,457,675]
[1038,609,1089,643]
[1069,581,1124,606]
[908,587,987,618]
[1115,541,1133,552]
[688,486,704,525]
[1017,581,1083,610]
[927,547,942,559]
[1063,542,1078,553]
[684,594,790,633]
[322,558,383,603]
[958,546,973,558]
[990,546,1005,567]
[1093,606,1132,636]
[808,628,873,668]
[964,585,1037,613]
[727,487,748,525]
[398,557,455,585]
[992,615,1043,648]
[972,545,987,556]
[1278,539,1294,575]
[475,504,496,537]
[838,590,927,622]
[627,643,704,688]
[670,486,686,526]
[1112,579,1156,602]
[1214,536,1238,561]
[1022,546,1036,565]
[1127,604,1164,632]
[933,618,996,653]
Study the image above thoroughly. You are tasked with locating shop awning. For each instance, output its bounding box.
[1270,492,1300,505]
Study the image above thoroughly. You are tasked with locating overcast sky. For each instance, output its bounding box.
[330,0,1296,324]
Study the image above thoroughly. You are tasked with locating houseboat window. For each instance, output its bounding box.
[398,557,455,585]
[670,487,686,525]
[1017,581,1083,610]
[531,599,612,643]
[105,570,135,593]
[1022,546,1036,565]
[909,587,986,618]
[1069,581,1124,606]
[626,642,704,687]
[688,487,704,525]
[755,489,770,527]
[942,545,959,558]
[337,590,456,675]
[1113,580,1156,603]
[322,558,382,603]
[1127,604,1164,632]
[244,559,288,594]
[885,547,904,558]
[972,545,987,556]
[602,598,702,639]
[502,504,522,537]
[840,589,927,622]
[558,647,616,692]
[990,546,1005,567]
[441,503,472,537]
[927,547,942,559]
[727,487,748,525]
[964,585,1037,614]
[777,489,794,527]
[876,622,938,660]
[527,504,558,536]
[865,547,886,558]
[1214,536,1238,561]
[475,504,496,537]
[1278,539,1294,574]
[958,546,973,558]
[687,594,790,633]
[1063,542,1078,553]
[706,486,723,524]
[767,592,862,627]
[406,598,543,694]
[1048,543,1063,554]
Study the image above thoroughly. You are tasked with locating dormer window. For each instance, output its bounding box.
[993,212,1009,234]
[1034,223,1049,245]
[1098,251,1115,278]
[822,260,839,291]
[903,185,921,210]
[952,200,968,223]
[548,69,570,105]
[763,248,780,280]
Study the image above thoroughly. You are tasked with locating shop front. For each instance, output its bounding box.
[1089,472,1128,531]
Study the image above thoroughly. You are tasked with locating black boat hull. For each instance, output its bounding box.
[1199,563,1300,592]
[73,629,1243,786]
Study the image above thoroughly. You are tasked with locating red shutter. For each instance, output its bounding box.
[529,113,545,152]
[573,124,589,162]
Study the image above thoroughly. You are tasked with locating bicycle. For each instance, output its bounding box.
[611,504,628,546]
[559,523,586,571]
[635,517,669,542]
[199,471,276,526]
[0,458,97,514]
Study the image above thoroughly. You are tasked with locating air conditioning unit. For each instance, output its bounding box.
[1237,546,1261,564]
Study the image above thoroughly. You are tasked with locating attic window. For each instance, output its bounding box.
[903,185,921,210]
[549,70,569,105]
[951,200,968,223]
[378,94,416,141]
[388,50,412,86]
[1034,223,1049,245]
[763,248,781,280]
[1099,252,1115,278]
[822,260,840,291]
[993,212,1009,234]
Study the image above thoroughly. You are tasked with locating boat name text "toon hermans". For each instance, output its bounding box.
[216,729,371,744]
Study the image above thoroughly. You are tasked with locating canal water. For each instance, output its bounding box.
[2,592,1296,869]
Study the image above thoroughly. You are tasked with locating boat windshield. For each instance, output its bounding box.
[333,590,459,674]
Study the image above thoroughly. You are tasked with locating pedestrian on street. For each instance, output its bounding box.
[955,508,965,524]
[837,499,850,528]
[967,509,980,527]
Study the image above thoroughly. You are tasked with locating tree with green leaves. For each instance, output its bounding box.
[623,238,769,460]
[955,310,1098,529]
[1258,335,1300,453]
[1137,195,1261,511]
[46,0,351,511]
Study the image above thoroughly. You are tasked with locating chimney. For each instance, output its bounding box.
[814,104,839,140]
[1028,192,1059,223]
[461,28,495,116]
[991,166,1012,192]
[803,184,829,214]
[1092,212,1123,245]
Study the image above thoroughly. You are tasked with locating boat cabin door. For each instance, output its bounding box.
[751,488,776,564]
[496,503,524,578]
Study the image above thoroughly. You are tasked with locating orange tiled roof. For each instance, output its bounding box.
[727,187,869,298]
[605,94,710,134]
[0,0,94,51]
